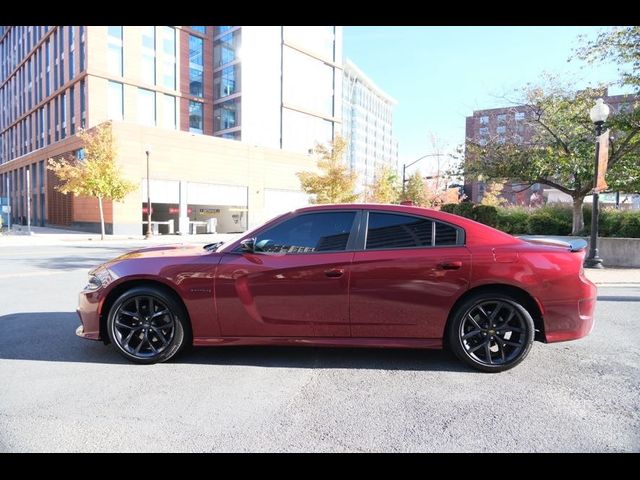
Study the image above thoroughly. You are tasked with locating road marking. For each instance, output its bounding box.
[0,269,86,279]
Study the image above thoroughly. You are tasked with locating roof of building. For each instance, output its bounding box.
[343,58,398,105]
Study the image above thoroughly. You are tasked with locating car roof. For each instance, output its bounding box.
[292,203,522,247]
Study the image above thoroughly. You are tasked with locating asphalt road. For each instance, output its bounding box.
[0,244,638,452]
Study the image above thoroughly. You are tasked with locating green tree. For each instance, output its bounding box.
[48,123,136,239]
[459,81,640,234]
[404,171,427,207]
[574,26,640,92]
[368,165,401,203]
[297,135,359,204]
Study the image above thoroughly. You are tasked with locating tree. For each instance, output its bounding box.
[367,165,401,203]
[459,81,640,234]
[574,26,640,92]
[404,171,427,207]
[297,135,359,204]
[48,123,136,239]
[480,180,508,207]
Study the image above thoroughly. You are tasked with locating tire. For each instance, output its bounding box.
[448,292,535,373]
[107,286,191,364]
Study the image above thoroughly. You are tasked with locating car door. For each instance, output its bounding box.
[350,211,471,339]
[215,210,360,338]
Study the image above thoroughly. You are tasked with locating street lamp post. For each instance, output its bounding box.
[584,98,610,269]
[402,153,446,197]
[144,144,153,239]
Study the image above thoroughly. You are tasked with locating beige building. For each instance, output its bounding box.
[0,26,341,234]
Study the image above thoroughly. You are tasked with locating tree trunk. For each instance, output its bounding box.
[571,196,585,235]
[98,196,105,240]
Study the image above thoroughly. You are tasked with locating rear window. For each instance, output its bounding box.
[365,212,462,249]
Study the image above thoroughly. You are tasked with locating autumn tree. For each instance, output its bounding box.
[459,81,640,234]
[367,165,401,204]
[48,123,136,239]
[574,26,640,92]
[404,171,427,207]
[480,180,508,207]
[297,135,359,204]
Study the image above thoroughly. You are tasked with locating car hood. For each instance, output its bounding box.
[109,243,211,262]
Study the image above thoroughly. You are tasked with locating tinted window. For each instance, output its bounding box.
[255,212,356,254]
[435,222,458,246]
[366,213,432,249]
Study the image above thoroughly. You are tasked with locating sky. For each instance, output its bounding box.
[343,26,630,176]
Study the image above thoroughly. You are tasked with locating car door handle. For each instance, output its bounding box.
[324,268,345,278]
[438,261,462,270]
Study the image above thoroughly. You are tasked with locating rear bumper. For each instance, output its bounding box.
[76,291,102,340]
[543,276,597,343]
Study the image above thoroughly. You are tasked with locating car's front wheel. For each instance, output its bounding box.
[448,293,535,373]
[107,286,190,364]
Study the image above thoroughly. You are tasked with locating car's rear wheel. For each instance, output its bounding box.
[107,286,190,364]
[448,293,535,373]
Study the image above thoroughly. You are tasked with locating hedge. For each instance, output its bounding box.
[439,202,640,238]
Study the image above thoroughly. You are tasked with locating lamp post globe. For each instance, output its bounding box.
[584,98,610,269]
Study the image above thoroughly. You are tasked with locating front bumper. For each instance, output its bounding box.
[76,291,102,340]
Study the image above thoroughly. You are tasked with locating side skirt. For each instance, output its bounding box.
[193,336,443,349]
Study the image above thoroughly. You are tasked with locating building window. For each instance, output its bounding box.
[479,127,489,136]
[514,111,525,121]
[189,101,203,134]
[498,136,506,144]
[497,114,507,123]
[80,79,86,128]
[60,91,66,139]
[496,125,506,134]
[159,26,176,90]
[162,94,176,130]
[191,26,206,34]
[214,100,239,131]
[220,131,240,140]
[54,96,59,141]
[189,35,204,97]
[214,26,233,37]
[214,64,240,99]
[107,26,123,77]
[213,30,241,67]
[68,26,75,79]
[141,26,156,85]
[479,115,489,125]
[79,26,86,72]
[137,88,156,127]
[107,81,124,120]
[69,85,75,134]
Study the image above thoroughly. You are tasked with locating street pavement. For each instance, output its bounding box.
[0,243,638,452]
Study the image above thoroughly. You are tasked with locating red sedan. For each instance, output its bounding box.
[76,204,596,372]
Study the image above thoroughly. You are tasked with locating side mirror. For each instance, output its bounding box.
[239,238,255,253]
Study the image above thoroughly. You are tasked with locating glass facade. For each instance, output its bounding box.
[189,101,203,134]
[189,35,204,97]
[108,81,124,120]
[158,26,176,90]
[214,100,240,131]
[213,29,241,67]
[137,88,156,127]
[141,25,156,85]
[162,94,176,130]
[214,64,240,99]
[107,26,123,76]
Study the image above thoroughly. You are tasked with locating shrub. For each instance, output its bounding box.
[473,205,498,227]
[526,212,572,235]
[440,203,459,215]
[497,207,529,234]
[619,214,640,238]
[457,202,474,219]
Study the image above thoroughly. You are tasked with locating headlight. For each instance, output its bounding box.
[83,268,112,291]
[84,275,103,291]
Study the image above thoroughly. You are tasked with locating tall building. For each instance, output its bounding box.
[0,26,342,234]
[342,58,398,195]
[464,92,635,204]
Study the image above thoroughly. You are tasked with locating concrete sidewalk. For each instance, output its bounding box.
[0,225,240,247]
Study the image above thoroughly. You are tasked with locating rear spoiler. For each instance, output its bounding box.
[518,236,588,252]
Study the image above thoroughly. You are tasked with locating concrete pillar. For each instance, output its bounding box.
[178,180,189,235]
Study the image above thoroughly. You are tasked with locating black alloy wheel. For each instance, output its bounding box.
[107,286,190,364]
[449,293,534,372]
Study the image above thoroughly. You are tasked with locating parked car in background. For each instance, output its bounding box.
[76,204,596,372]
